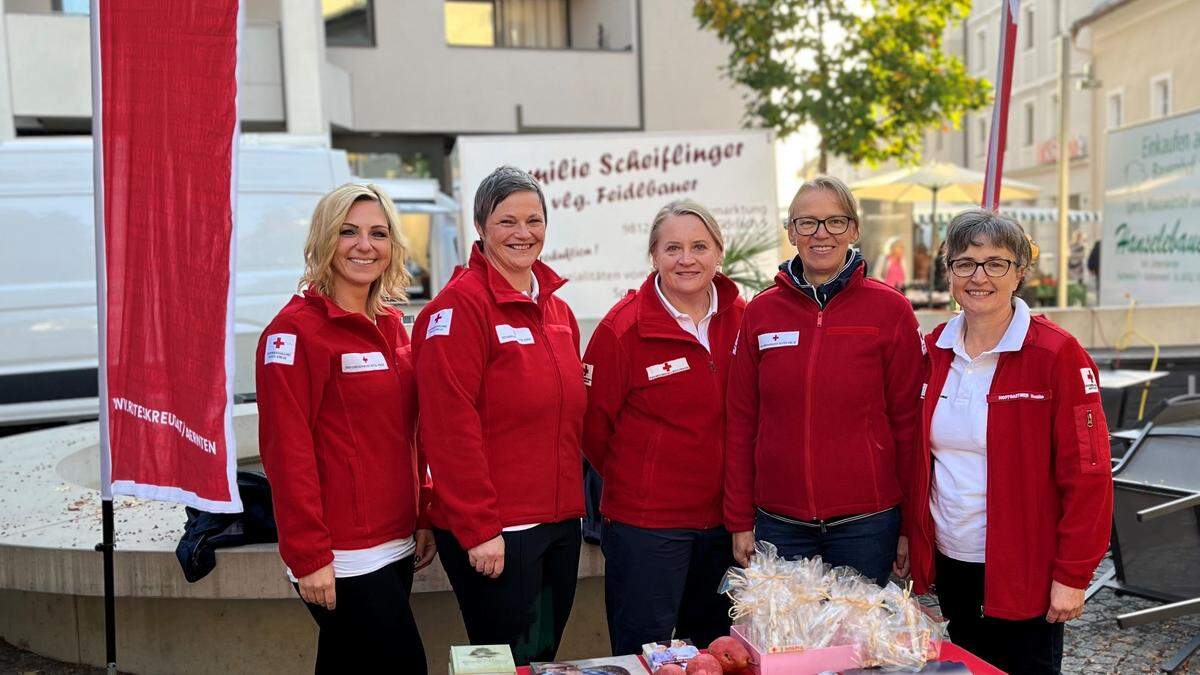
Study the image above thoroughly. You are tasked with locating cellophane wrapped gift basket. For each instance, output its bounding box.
[720,541,946,674]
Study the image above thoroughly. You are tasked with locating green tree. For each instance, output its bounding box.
[694,0,990,172]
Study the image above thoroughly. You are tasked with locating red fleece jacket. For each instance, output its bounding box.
[412,245,587,550]
[256,291,429,579]
[724,264,923,534]
[582,272,745,529]
[908,315,1114,620]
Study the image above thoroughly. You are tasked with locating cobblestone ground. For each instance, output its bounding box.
[916,558,1200,674]
[2,559,1198,674]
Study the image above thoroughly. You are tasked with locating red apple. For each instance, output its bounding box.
[686,653,724,675]
[707,636,751,673]
[657,665,686,675]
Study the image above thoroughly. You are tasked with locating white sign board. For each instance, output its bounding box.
[457,130,778,319]
[1101,109,1200,306]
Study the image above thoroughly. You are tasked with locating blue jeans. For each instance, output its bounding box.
[753,506,901,586]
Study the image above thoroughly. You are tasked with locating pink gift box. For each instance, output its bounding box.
[730,624,860,675]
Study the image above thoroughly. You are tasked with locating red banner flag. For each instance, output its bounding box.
[96,0,242,512]
[982,0,1020,210]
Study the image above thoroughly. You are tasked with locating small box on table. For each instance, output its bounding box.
[448,644,517,675]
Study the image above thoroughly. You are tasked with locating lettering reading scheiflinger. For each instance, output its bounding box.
[110,397,218,454]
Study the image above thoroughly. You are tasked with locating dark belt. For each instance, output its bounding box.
[757,506,895,534]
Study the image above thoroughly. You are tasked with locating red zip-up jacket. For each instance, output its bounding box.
[256,290,429,579]
[724,264,923,534]
[412,245,587,551]
[582,273,746,529]
[909,315,1114,620]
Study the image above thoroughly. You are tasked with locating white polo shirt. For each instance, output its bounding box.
[654,275,719,352]
[929,298,1031,563]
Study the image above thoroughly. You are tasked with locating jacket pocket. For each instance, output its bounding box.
[1072,404,1109,474]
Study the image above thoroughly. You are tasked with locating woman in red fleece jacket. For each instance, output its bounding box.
[256,183,434,673]
[725,176,923,586]
[582,200,746,655]
[413,166,587,666]
[908,209,1112,674]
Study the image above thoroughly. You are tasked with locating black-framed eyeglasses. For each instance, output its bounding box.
[788,215,855,236]
[948,258,1020,278]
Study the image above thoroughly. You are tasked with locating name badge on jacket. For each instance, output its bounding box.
[758,331,799,350]
[495,324,535,345]
[646,357,690,381]
[341,352,388,373]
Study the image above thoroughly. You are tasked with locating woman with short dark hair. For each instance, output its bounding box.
[413,166,586,665]
[908,209,1113,674]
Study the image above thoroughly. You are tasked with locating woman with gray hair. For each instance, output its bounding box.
[582,199,745,654]
[412,166,586,665]
[907,209,1113,674]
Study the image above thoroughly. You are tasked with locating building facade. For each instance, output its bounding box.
[918,0,1106,288]
[0,0,746,190]
[1076,0,1200,213]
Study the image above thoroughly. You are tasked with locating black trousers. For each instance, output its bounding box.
[294,556,426,675]
[935,552,1064,675]
[602,520,735,656]
[435,519,582,666]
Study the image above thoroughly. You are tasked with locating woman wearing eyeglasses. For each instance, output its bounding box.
[907,210,1112,674]
[725,176,923,585]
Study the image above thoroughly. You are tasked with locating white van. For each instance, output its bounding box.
[0,134,356,426]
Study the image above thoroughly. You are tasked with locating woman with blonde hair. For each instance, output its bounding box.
[257,182,434,673]
[583,199,745,654]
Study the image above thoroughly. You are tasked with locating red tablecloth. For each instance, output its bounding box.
[515,642,1002,674]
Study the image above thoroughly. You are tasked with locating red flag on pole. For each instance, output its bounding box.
[96,0,243,512]
[982,0,1020,210]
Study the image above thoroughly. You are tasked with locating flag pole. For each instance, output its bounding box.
[982,0,1020,210]
[89,0,117,673]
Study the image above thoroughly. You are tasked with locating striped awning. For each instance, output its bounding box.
[914,208,1100,226]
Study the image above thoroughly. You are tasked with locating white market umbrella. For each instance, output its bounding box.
[849,162,1040,305]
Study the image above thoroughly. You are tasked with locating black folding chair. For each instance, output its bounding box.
[1086,421,1200,672]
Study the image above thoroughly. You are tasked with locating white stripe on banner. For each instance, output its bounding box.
[89,0,111,501]
[983,0,1019,210]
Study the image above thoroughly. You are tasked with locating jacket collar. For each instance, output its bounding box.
[636,271,740,340]
[935,297,1032,357]
[302,288,402,328]
[467,242,568,305]
[773,250,866,306]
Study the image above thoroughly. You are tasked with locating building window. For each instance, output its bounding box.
[977,119,988,155]
[1150,74,1172,119]
[1052,0,1062,35]
[1024,102,1035,146]
[445,1,497,46]
[935,130,944,153]
[1024,5,1035,51]
[324,0,375,47]
[446,0,569,49]
[1107,90,1124,129]
[1049,94,1059,134]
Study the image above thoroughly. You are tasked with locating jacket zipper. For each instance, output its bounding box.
[1086,409,1097,466]
[531,303,565,520]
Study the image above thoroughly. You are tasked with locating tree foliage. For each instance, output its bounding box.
[694,0,990,171]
